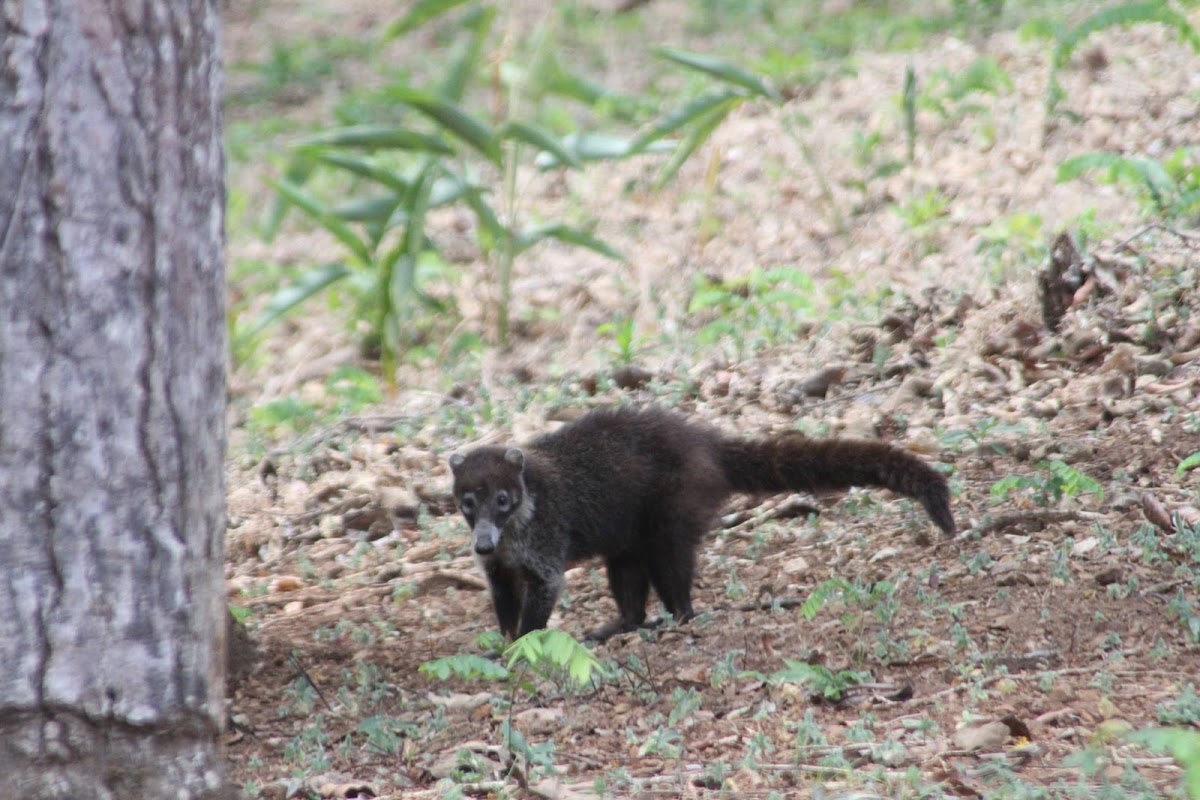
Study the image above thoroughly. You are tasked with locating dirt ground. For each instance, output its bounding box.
[220,3,1200,798]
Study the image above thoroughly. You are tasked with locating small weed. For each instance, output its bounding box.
[633,725,684,758]
[1157,684,1200,727]
[1032,1,1200,128]
[919,57,1013,124]
[892,190,951,254]
[991,460,1104,507]
[1168,590,1200,644]
[687,267,818,352]
[767,659,871,702]
[667,687,703,727]
[596,318,643,367]
[1058,147,1200,223]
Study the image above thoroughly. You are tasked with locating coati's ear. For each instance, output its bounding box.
[449,453,466,473]
[504,448,525,470]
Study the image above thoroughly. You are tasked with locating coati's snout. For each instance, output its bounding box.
[471,519,502,555]
[449,447,528,556]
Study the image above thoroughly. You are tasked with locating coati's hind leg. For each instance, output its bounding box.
[647,525,700,625]
[587,556,650,641]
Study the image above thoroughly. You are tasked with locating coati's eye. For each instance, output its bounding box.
[495,491,510,511]
[459,496,476,514]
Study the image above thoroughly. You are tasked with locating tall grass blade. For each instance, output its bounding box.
[272,179,373,265]
[263,155,316,241]
[501,121,582,169]
[389,87,502,164]
[516,223,624,261]
[438,6,496,101]
[656,48,781,101]
[238,263,352,341]
[384,0,473,40]
[633,90,741,153]
[312,152,410,192]
[296,125,455,154]
[1055,2,1200,69]
[654,101,735,189]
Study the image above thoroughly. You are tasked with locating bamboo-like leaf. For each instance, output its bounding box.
[1055,2,1200,69]
[296,125,455,154]
[633,91,741,152]
[500,120,582,169]
[263,155,316,241]
[654,101,734,189]
[313,152,410,192]
[238,263,352,340]
[332,194,404,225]
[458,182,509,252]
[388,87,501,164]
[272,179,373,265]
[384,0,473,40]
[516,223,624,261]
[533,132,673,169]
[656,48,781,102]
[438,6,495,101]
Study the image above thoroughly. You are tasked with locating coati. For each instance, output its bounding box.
[449,406,955,641]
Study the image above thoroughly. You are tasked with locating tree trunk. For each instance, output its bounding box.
[0,1,230,797]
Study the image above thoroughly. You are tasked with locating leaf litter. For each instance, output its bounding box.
[223,3,1200,797]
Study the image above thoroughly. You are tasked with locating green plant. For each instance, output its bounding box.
[1058,148,1200,222]
[421,629,601,790]
[1127,727,1200,799]
[596,318,642,367]
[1178,451,1200,477]
[1168,590,1200,644]
[687,266,818,351]
[990,460,1104,506]
[249,3,783,375]
[1035,1,1200,127]
[892,189,950,248]
[1157,684,1200,727]
[767,659,870,701]
[918,57,1013,123]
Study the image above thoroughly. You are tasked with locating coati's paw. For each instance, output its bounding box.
[585,619,643,642]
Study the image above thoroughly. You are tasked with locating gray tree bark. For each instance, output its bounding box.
[0,1,230,797]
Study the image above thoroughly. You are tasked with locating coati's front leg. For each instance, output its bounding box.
[516,566,565,637]
[482,558,523,639]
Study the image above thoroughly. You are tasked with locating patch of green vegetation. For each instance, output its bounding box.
[1059,148,1200,223]
[991,460,1104,507]
[891,189,951,253]
[687,266,819,353]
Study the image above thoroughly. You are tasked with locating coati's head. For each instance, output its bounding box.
[449,446,530,556]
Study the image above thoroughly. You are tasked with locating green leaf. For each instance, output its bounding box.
[516,223,624,261]
[388,87,501,164]
[656,48,782,102]
[271,179,372,265]
[419,653,509,682]
[312,152,410,192]
[296,125,455,155]
[654,101,734,189]
[1178,452,1200,477]
[632,91,742,153]
[438,6,495,101]
[384,0,473,40]
[1127,728,1200,799]
[1056,2,1200,69]
[500,120,582,169]
[263,155,317,241]
[332,194,405,225]
[237,263,352,341]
